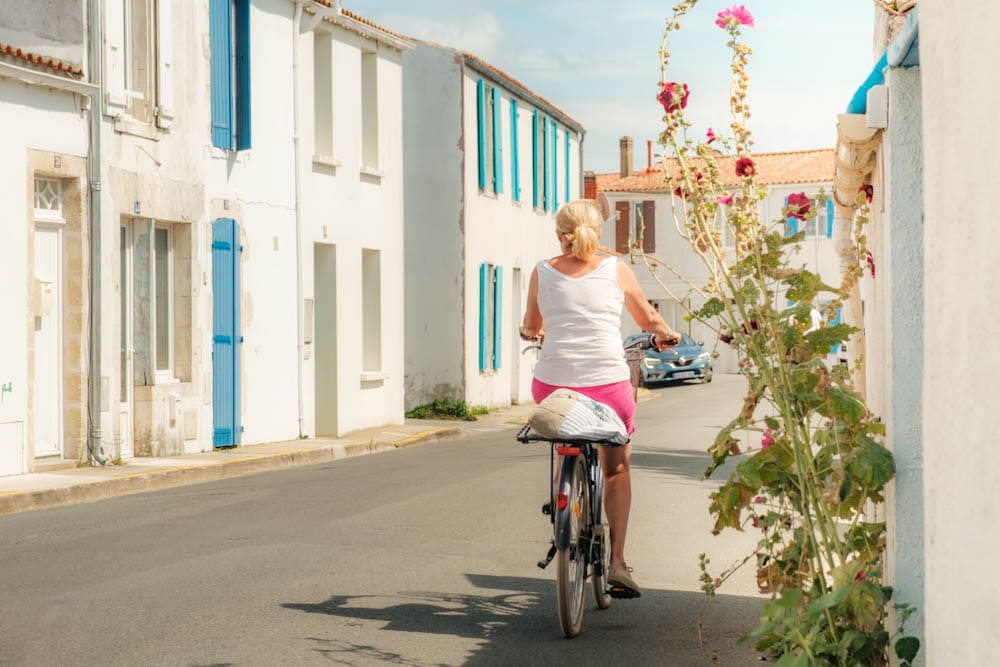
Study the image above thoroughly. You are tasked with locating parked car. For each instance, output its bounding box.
[624,333,713,385]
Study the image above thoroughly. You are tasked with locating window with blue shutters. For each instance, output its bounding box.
[491,87,503,194]
[551,119,558,210]
[542,117,550,211]
[476,80,497,194]
[510,99,520,202]
[532,110,540,209]
[564,129,571,203]
[210,0,251,150]
[212,218,242,447]
[479,263,503,372]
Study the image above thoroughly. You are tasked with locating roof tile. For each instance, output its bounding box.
[0,43,83,78]
[596,148,835,192]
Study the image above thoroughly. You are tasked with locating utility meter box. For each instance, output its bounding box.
[34,277,53,318]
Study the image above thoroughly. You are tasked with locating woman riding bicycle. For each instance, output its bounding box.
[520,198,681,599]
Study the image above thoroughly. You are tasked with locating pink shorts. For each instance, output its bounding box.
[531,378,637,436]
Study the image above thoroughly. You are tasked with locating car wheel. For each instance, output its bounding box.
[702,364,714,384]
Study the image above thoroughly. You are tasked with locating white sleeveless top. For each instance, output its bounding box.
[533,256,630,387]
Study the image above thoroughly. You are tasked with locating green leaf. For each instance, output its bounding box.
[776,650,809,667]
[776,588,804,609]
[804,323,856,353]
[736,457,763,489]
[764,416,780,430]
[697,297,726,319]
[784,270,838,303]
[822,387,867,422]
[844,437,895,490]
[807,586,852,620]
[895,637,920,663]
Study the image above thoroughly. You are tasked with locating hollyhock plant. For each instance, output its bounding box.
[786,192,811,220]
[649,2,918,664]
[861,183,874,203]
[658,82,689,114]
[735,156,755,177]
[715,4,754,29]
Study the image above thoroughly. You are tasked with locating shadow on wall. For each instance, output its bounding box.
[281,572,765,665]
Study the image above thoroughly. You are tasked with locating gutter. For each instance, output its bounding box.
[0,61,98,96]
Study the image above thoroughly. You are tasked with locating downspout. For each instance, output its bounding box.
[292,0,307,438]
[87,0,109,464]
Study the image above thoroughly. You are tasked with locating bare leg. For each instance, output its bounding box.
[598,442,632,568]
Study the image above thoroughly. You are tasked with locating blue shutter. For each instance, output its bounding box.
[564,129,571,203]
[542,117,550,211]
[826,196,834,238]
[491,87,503,194]
[209,0,233,149]
[510,99,520,202]
[551,120,558,210]
[476,79,487,190]
[531,110,539,208]
[784,195,798,236]
[212,219,241,447]
[492,266,503,369]
[478,263,488,371]
[234,0,251,150]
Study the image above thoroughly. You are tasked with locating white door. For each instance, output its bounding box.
[33,226,63,458]
[119,224,134,459]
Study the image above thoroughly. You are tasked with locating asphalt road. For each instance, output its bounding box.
[0,375,767,666]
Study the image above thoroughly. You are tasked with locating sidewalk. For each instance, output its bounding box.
[0,390,653,517]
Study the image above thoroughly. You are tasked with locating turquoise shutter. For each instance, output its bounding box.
[784,195,798,235]
[826,196,834,238]
[510,99,519,202]
[531,110,539,208]
[564,129,570,203]
[542,117,550,211]
[478,263,488,371]
[491,87,503,194]
[209,0,233,149]
[234,0,251,150]
[551,120,558,210]
[492,266,503,369]
[830,307,843,354]
[476,80,487,190]
[212,219,241,447]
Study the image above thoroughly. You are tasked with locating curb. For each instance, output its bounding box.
[0,426,463,517]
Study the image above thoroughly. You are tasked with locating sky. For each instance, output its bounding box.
[353,0,876,173]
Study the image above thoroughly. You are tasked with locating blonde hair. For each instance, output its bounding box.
[556,199,603,260]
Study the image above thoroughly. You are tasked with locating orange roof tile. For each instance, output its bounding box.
[0,43,83,78]
[312,2,409,43]
[596,148,835,193]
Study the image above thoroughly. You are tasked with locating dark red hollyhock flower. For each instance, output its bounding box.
[735,156,755,177]
[719,333,734,345]
[861,184,874,203]
[658,82,690,114]
[786,192,811,221]
[855,569,866,582]
[866,251,876,278]
[740,320,759,334]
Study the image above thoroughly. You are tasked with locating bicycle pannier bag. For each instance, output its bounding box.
[529,389,629,445]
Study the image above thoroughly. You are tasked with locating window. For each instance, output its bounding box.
[124,0,154,123]
[153,225,174,376]
[361,51,379,169]
[476,80,500,194]
[634,200,656,253]
[362,249,382,372]
[535,113,550,211]
[313,33,334,158]
[210,0,251,150]
[34,179,63,217]
[479,264,503,372]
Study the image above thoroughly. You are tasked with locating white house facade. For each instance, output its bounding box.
[594,140,837,375]
[403,42,584,410]
[0,3,95,476]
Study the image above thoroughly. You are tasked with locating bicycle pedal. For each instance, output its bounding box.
[541,502,551,516]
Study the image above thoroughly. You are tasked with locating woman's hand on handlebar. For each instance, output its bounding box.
[520,326,544,343]
[653,332,681,351]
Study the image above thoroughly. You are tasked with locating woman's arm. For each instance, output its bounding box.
[520,267,545,340]
[617,261,681,348]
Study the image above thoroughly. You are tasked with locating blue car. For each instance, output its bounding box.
[624,333,713,385]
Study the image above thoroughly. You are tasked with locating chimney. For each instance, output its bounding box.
[583,171,597,200]
[619,136,634,178]
[646,140,653,172]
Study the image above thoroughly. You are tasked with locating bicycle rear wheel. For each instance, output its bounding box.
[556,456,589,638]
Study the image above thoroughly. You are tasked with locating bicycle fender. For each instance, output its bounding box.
[554,455,578,551]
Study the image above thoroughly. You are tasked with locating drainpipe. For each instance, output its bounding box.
[87,0,109,464]
[292,0,339,438]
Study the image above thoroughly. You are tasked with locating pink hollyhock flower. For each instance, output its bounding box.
[735,156,755,177]
[861,184,874,204]
[706,127,717,144]
[761,428,773,449]
[658,82,690,114]
[717,194,733,205]
[715,5,755,29]
[754,496,764,504]
[855,569,866,582]
[673,171,703,198]
[867,251,876,278]
[786,192,811,220]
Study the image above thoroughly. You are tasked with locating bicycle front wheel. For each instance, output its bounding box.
[555,455,589,638]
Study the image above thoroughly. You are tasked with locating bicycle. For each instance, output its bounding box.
[516,333,658,638]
